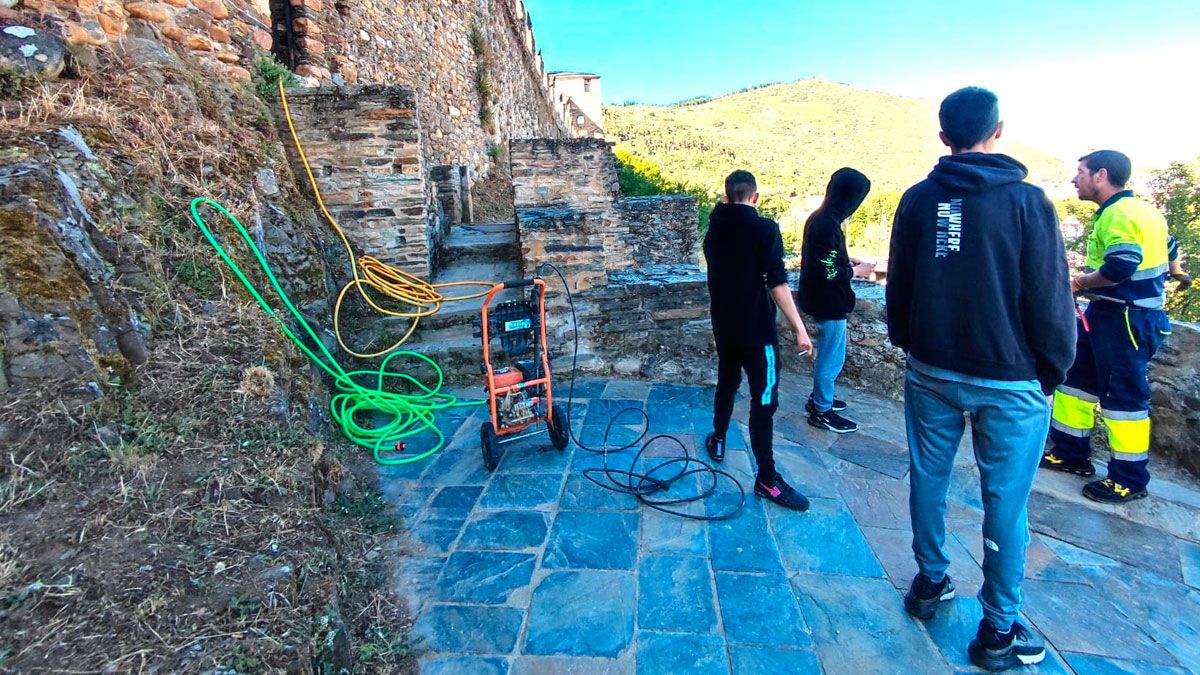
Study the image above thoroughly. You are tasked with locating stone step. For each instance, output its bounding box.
[438,221,520,267]
[418,260,523,331]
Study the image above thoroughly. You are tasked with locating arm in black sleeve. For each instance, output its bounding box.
[1020,193,1077,394]
[760,219,788,288]
[885,193,915,350]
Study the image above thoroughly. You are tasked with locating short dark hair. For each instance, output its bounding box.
[725,170,757,202]
[1079,150,1132,188]
[939,87,1000,150]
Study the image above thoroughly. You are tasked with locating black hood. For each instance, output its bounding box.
[709,202,757,226]
[929,152,1028,193]
[819,167,871,221]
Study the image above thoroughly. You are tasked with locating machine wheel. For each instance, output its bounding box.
[481,422,499,471]
[548,403,569,451]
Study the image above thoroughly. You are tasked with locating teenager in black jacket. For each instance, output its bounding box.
[886,87,1075,672]
[704,170,814,511]
[798,168,876,433]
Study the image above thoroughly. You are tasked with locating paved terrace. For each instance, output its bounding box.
[378,377,1200,675]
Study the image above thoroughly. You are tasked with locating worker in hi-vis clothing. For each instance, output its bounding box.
[1040,150,1173,503]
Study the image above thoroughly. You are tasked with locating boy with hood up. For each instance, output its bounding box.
[886,87,1075,671]
[798,168,876,433]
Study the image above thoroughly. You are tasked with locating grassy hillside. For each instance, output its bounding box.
[605,78,1068,206]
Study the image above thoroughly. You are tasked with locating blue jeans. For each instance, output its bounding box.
[811,319,847,412]
[905,365,1050,631]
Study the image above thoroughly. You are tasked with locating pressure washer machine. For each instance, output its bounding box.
[474,277,569,471]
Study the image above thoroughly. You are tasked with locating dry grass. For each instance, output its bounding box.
[0,46,414,674]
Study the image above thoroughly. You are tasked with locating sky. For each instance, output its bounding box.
[522,0,1200,168]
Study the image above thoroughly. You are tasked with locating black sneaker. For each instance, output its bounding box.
[1039,452,1095,477]
[805,394,847,413]
[807,409,858,434]
[1083,478,1148,504]
[968,620,1046,671]
[903,573,955,620]
[754,474,810,511]
[704,432,725,463]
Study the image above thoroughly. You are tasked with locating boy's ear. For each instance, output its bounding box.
[750,192,760,205]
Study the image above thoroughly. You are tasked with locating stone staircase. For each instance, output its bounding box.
[405,221,524,382]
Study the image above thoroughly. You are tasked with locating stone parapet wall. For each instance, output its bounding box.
[616,195,699,266]
[279,85,437,276]
[511,138,620,211]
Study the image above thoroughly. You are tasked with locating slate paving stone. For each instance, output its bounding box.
[524,571,636,657]
[378,378,1199,672]
[770,497,886,578]
[413,604,525,654]
[640,504,707,555]
[412,514,470,553]
[419,444,494,486]
[1181,539,1200,590]
[578,424,647,449]
[729,646,821,675]
[1039,535,1120,567]
[428,485,484,515]
[922,598,1072,673]
[860,525,984,591]
[716,572,811,648]
[543,511,640,570]
[603,380,652,400]
[708,495,785,573]
[791,573,947,675]
[636,632,728,675]
[480,473,563,510]
[422,655,510,675]
[771,441,841,500]
[584,399,645,427]
[511,655,634,675]
[1074,565,1200,672]
[637,555,717,633]
[1020,578,1178,666]
[458,510,550,551]
[827,431,910,479]
[434,551,536,604]
[564,378,610,399]
[1061,653,1191,675]
[648,383,711,407]
[560,473,638,511]
[1027,491,1183,582]
[497,442,573,474]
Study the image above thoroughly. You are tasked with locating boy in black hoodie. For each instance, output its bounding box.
[799,168,876,434]
[704,170,814,511]
[886,87,1075,671]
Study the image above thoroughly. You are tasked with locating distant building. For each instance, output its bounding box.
[548,71,604,138]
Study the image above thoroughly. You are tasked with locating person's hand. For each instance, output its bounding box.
[1071,276,1085,294]
[796,333,815,360]
[1172,273,1193,291]
[852,262,876,279]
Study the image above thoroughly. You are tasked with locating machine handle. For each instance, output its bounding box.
[503,278,535,289]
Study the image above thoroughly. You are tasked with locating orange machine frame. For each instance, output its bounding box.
[480,278,556,438]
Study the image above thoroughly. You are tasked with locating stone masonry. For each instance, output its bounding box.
[279,85,439,276]
[9,0,567,173]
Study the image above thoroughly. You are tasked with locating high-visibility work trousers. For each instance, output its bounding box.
[1049,302,1171,490]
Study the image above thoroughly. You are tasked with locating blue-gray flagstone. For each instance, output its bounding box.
[729,646,821,674]
[434,551,536,604]
[458,510,550,551]
[715,572,811,648]
[636,632,728,675]
[524,571,636,657]
[412,604,525,654]
[637,555,716,633]
[543,511,639,570]
[770,497,886,578]
[480,473,563,509]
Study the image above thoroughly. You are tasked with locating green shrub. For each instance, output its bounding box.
[253,55,299,100]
